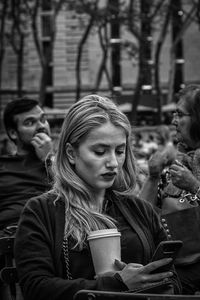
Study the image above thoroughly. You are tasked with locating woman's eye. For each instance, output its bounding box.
[117,151,124,155]
[116,149,125,155]
[94,151,105,156]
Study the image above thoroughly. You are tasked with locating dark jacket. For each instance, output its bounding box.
[14,192,181,300]
[0,153,51,229]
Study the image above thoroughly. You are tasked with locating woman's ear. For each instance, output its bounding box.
[66,143,76,165]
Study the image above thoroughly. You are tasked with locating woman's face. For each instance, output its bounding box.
[69,121,126,199]
[172,97,192,147]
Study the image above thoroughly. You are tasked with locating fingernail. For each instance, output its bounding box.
[167,258,173,261]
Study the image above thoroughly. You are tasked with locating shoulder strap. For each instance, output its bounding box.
[115,199,151,263]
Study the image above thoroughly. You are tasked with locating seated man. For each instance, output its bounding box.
[0,97,53,233]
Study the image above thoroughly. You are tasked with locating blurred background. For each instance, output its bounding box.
[0,0,200,160]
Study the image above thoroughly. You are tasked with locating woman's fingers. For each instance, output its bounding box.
[114,259,127,270]
[174,159,184,167]
[147,271,173,283]
[136,259,173,283]
[114,259,142,270]
[115,258,172,274]
[114,259,174,291]
[144,258,172,274]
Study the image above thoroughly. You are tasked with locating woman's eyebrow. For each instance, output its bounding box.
[92,143,126,148]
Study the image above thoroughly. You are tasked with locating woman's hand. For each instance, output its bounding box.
[148,146,175,179]
[169,160,199,193]
[148,151,166,179]
[114,258,173,290]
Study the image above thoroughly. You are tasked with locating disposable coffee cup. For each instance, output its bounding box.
[87,228,121,275]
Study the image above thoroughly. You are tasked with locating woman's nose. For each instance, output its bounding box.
[106,153,118,168]
[171,115,178,126]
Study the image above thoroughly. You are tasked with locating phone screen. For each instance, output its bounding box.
[151,240,183,273]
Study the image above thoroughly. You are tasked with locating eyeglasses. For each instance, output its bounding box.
[172,111,191,118]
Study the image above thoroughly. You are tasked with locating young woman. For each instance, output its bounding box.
[14,95,181,300]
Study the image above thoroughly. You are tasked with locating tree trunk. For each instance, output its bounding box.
[93,25,111,92]
[130,0,151,125]
[75,16,95,102]
[154,2,171,124]
[130,40,144,125]
[17,37,24,97]
[171,0,184,94]
[39,62,48,107]
[0,0,8,115]
[167,50,176,104]
[109,0,121,96]
[130,68,143,126]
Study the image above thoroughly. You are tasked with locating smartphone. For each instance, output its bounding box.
[150,240,183,273]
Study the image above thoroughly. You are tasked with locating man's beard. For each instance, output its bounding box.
[20,141,36,154]
[16,131,36,155]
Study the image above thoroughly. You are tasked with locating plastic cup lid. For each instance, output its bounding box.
[87,228,121,241]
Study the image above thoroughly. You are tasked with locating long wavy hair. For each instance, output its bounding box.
[52,95,137,248]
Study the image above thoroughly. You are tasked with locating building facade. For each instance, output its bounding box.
[1,1,200,112]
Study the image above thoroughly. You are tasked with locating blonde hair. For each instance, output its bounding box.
[52,95,137,248]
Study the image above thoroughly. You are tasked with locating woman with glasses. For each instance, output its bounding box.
[139,84,200,294]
